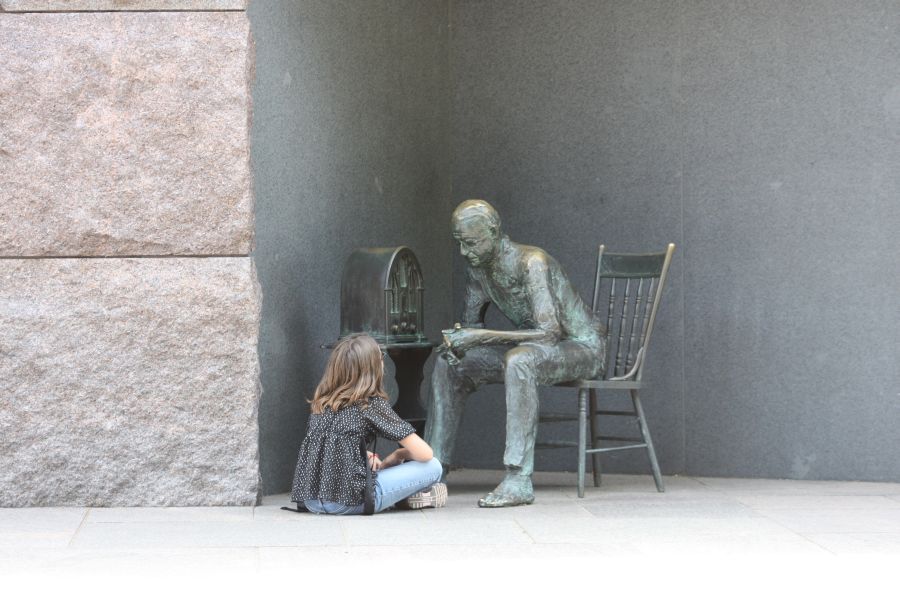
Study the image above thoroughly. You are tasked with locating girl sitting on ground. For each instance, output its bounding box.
[290,333,446,514]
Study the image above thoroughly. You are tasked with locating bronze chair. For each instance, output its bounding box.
[538,243,676,497]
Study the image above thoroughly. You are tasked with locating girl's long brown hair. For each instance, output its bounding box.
[309,333,387,414]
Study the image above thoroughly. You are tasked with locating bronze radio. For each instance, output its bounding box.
[340,246,427,344]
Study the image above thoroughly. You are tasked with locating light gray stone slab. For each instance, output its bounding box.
[510,516,611,545]
[581,497,756,520]
[253,493,305,521]
[733,495,900,511]
[0,507,87,549]
[0,258,260,506]
[514,514,798,545]
[696,477,900,496]
[0,12,252,256]
[0,1,245,9]
[422,501,594,521]
[253,504,310,521]
[255,497,447,521]
[630,534,831,557]
[259,542,634,566]
[437,471,717,515]
[0,546,259,574]
[448,470,707,495]
[0,530,77,550]
[582,474,710,493]
[804,532,900,555]
[87,507,253,523]
[342,517,533,546]
[71,519,341,548]
[753,509,900,534]
[0,507,87,531]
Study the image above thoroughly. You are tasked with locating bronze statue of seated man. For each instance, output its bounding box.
[426,199,606,507]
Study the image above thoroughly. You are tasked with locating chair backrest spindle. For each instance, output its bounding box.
[592,245,606,314]
[626,277,645,372]
[638,278,656,356]
[603,278,616,375]
[614,279,632,377]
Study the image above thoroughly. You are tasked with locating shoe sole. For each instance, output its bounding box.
[404,482,448,509]
[477,495,534,508]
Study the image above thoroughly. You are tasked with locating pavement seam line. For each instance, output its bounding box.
[792,531,839,556]
[746,511,838,555]
[67,508,91,548]
[511,517,537,544]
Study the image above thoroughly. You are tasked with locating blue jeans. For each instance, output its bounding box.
[304,457,443,515]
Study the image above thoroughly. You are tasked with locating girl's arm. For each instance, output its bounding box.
[380,433,433,468]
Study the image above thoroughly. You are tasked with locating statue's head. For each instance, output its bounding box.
[451,199,502,268]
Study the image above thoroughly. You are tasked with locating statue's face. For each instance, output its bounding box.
[452,216,499,268]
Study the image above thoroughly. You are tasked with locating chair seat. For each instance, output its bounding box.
[539,412,582,422]
[555,379,644,390]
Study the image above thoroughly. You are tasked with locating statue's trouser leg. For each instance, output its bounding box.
[501,340,605,479]
[502,346,541,478]
[425,346,507,470]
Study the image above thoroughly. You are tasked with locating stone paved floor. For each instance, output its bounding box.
[3,469,900,575]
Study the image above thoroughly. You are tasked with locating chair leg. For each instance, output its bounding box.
[577,388,588,498]
[589,389,601,487]
[631,389,665,492]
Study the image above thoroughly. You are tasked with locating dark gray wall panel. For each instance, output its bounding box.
[448,0,899,482]
[249,1,451,494]
[448,0,686,476]
[681,1,900,480]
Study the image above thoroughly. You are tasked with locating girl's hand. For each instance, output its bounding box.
[379,449,408,469]
[367,451,383,471]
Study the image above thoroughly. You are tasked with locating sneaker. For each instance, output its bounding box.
[398,482,447,509]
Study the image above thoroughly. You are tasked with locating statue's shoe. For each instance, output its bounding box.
[477,490,535,508]
[477,471,535,507]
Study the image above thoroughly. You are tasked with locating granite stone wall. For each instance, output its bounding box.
[0,2,260,505]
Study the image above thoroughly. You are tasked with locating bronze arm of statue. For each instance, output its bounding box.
[440,263,561,356]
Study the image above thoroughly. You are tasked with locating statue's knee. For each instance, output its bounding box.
[504,348,535,380]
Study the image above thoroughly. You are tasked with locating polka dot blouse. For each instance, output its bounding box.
[291,397,416,507]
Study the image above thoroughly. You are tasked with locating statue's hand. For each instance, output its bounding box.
[443,327,480,353]
[437,345,461,366]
